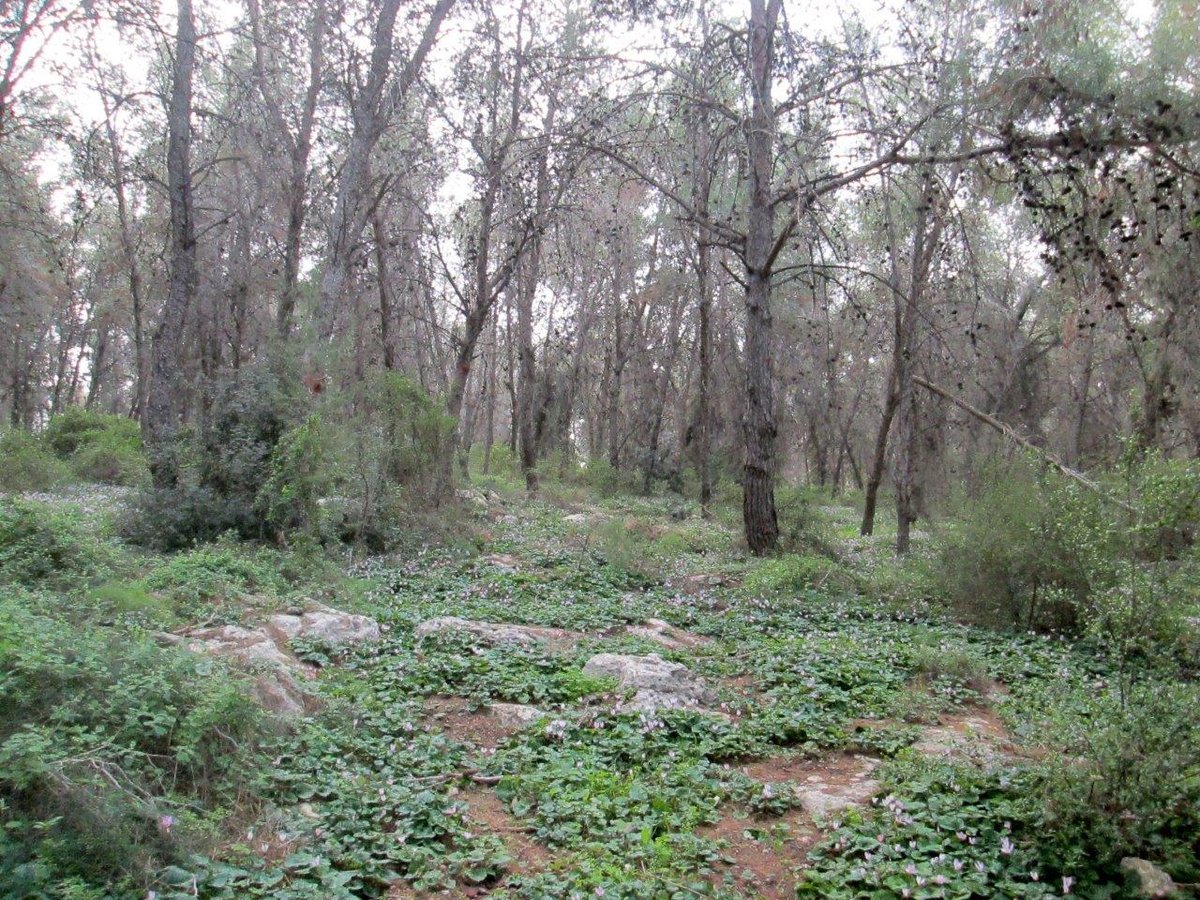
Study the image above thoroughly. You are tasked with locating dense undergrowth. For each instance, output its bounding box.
[0,417,1198,898]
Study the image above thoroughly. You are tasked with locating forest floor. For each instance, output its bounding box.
[5,485,1174,898]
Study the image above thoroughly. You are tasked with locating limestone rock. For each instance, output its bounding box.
[266,603,381,648]
[490,702,543,728]
[174,603,377,716]
[672,573,737,594]
[791,756,882,820]
[415,616,583,647]
[179,625,313,715]
[625,618,712,651]
[911,718,1012,765]
[583,652,715,711]
[1121,858,1178,897]
[479,553,520,573]
[798,782,881,819]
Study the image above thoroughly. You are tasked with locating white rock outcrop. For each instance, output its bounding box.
[415,616,583,647]
[582,652,715,711]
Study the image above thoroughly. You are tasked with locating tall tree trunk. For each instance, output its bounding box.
[697,239,713,514]
[606,254,626,470]
[144,0,197,486]
[100,98,146,420]
[516,95,558,494]
[372,207,397,370]
[315,0,454,338]
[740,0,782,555]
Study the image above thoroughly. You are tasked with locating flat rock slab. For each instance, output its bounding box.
[415,616,584,648]
[267,604,381,647]
[172,604,381,716]
[490,702,544,728]
[670,573,739,594]
[912,713,1015,765]
[625,618,712,651]
[175,625,314,716]
[796,767,882,820]
[583,652,715,712]
[744,753,882,822]
[478,553,521,572]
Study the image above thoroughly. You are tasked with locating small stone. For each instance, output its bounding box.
[490,702,543,728]
[1121,858,1178,897]
[796,779,881,819]
[625,619,712,650]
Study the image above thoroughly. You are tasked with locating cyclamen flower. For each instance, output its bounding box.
[1000,836,1015,855]
[157,815,176,834]
[1062,875,1076,894]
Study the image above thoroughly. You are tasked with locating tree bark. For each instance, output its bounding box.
[740,0,782,555]
[144,0,197,486]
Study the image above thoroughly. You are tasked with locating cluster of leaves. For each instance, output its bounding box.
[799,757,1066,899]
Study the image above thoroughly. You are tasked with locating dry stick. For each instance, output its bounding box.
[912,375,1137,514]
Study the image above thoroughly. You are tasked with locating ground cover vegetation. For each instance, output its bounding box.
[0,434,1197,897]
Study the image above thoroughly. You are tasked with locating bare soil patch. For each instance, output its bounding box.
[424,696,519,752]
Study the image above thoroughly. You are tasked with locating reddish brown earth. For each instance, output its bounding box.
[423,696,520,752]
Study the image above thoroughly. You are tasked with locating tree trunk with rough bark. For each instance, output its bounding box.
[740,0,782,555]
[144,0,197,486]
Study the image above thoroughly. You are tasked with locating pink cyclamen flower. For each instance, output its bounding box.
[158,815,176,834]
[1063,876,1076,894]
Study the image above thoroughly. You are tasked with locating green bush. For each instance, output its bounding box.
[933,456,1200,639]
[0,429,71,492]
[127,372,297,549]
[1042,681,1200,885]
[775,484,840,556]
[579,458,637,498]
[255,415,331,544]
[743,553,851,596]
[0,499,108,585]
[0,589,269,895]
[145,541,287,609]
[44,408,149,486]
[332,372,455,546]
[931,464,1097,630]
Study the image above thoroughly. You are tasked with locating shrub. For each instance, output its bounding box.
[42,408,148,486]
[255,415,332,544]
[145,541,287,609]
[1042,681,1200,885]
[42,408,145,483]
[0,590,269,895]
[775,484,840,556]
[127,371,297,549]
[0,429,71,491]
[578,458,637,498]
[332,372,455,546]
[0,499,107,585]
[743,553,852,596]
[934,455,1200,638]
[931,463,1097,630]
